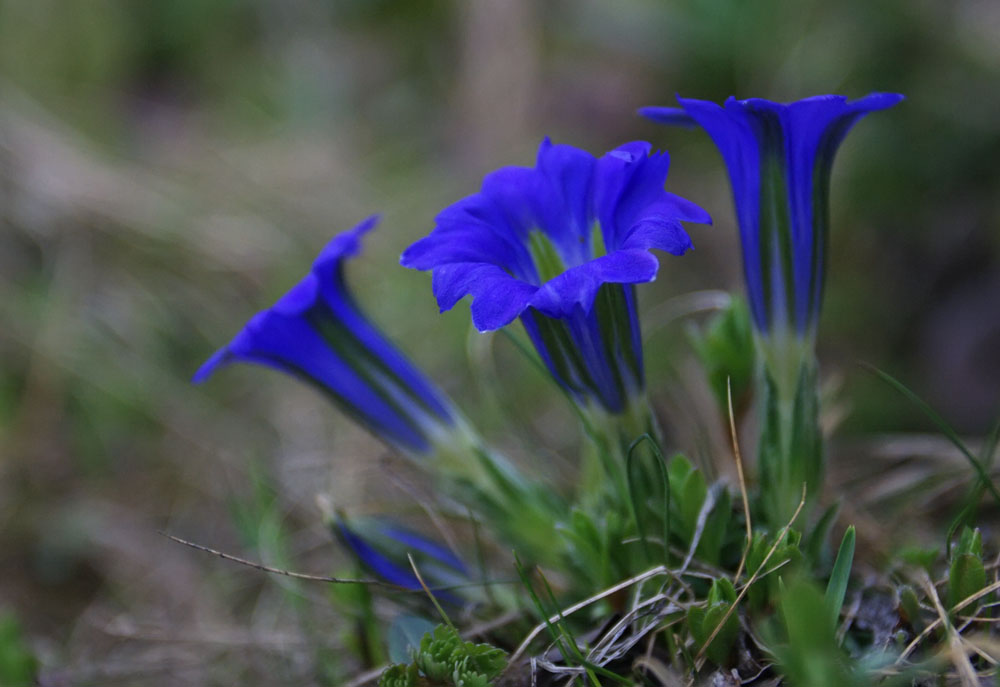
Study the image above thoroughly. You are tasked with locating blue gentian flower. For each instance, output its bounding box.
[642,94,903,526]
[640,94,903,339]
[401,139,710,414]
[333,513,471,600]
[194,216,457,455]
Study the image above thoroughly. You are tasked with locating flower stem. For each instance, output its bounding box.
[757,349,823,531]
[579,396,661,510]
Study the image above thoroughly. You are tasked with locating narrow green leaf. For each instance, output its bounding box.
[948,554,987,611]
[697,487,731,566]
[956,526,983,557]
[626,433,671,565]
[945,414,1000,557]
[701,603,740,666]
[824,525,855,630]
[804,501,840,565]
[865,365,1000,506]
[898,586,924,632]
[679,466,707,543]
[775,580,859,687]
[687,579,740,668]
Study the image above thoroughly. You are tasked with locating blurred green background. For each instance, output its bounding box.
[1,0,998,683]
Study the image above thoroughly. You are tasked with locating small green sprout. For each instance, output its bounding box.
[378,624,506,687]
[687,578,740,667]
[947,526,988,612]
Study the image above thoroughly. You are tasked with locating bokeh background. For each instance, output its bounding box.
[1,0,998,684]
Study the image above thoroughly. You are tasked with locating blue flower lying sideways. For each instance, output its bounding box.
[334,512,472,603]
[640,94,903,341]
[401,138,711,415]
[194,216,458,456]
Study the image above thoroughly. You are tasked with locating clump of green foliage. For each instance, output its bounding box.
[379,625,506,687]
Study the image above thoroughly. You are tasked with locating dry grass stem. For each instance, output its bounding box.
[727,377,753,582]
[898,576,1000,663]
[160,531,402,588]
[918,571,979,686]
[694,484,808,663]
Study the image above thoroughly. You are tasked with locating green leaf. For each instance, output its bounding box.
[666,454,707,547]
[688,295,755,413]
[948,528,987,610]
[688,579,740,667]
[680,469,708,538]
[945,416,1000,558]
[774,580,860,687]
[745,529,803,613]
[462,641,507,679]
[709,577,738,605]
[378,663,418,687]
[388,615,436,665]
[804,501,840,565]
[626,433,671,566]
[697,486,732,566]
[948,554,986,612]
[956,526,983,558]
[667,453,694,487]
[897,545,938,571]
[824,526,855,631]
[898,586,924,632]
[866,365,1000,508]
[415,625,463,682]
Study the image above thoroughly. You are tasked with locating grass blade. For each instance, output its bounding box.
[626,433,671,565]
[864,365,1000,506]
[824,525,855,631]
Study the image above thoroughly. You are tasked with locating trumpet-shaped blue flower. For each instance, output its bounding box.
[640,94,903,338]
[642,94,903,527]
[194,216,456,455]
[401,139,710,414]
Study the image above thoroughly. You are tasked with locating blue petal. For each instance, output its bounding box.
[337,523,421,589]
[655,192,714,225]
[620,216,693,255]
[669,97,770,329]
[400,220,523,275]
[315,214,379,269]
[644,93,903,333]
[313,274,455,422]
[779,94,905,328]
[430,262,490,312]
[191,345,231,384]
[195,216,458,454]
[610,152,674,247]
[272,272,321,316]
[593,141,671,250]
[534,138,597,264]
[528,250,659,319]
[429,262,538,330]
[401,137,711,410]
[468,270,539,331]
[209,306,433,452]
[638,106,698,127]
[378,524,468,574]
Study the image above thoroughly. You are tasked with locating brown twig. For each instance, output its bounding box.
[160,531,402,589]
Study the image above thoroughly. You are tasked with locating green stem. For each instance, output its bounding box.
[757,339,823,531]
[579,396,660,511]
